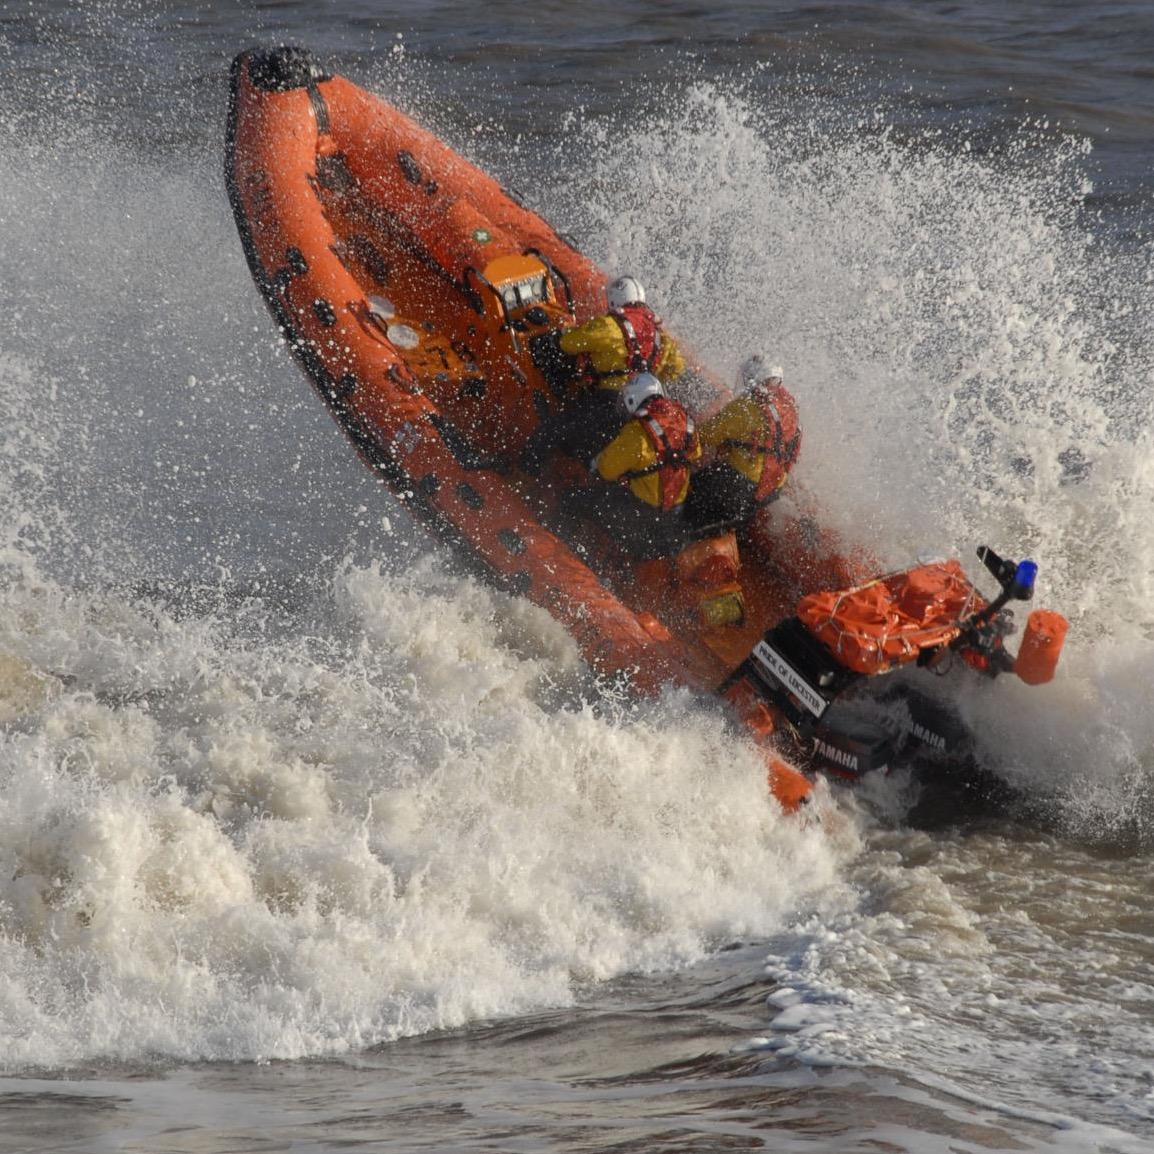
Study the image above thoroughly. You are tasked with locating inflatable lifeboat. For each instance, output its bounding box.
[225,47,1068,812]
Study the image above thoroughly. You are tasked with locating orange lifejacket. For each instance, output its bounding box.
[624,396,699,512]
[609,303,664,374]
[729,385,801,501]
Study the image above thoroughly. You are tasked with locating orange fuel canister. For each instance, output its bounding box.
[1014,609,1069,686]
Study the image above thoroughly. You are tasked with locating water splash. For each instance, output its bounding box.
[530,75,1154,825]
[0,544,843,1066]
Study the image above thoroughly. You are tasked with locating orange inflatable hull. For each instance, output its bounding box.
[223,49,852,809]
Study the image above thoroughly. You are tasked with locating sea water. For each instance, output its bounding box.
[0,3,1152,1150]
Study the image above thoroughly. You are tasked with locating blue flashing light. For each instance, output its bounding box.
[1014,560,1038,598]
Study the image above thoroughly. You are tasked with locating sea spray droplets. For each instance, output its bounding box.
[548,79,1154,624]
[537,77,1154,817]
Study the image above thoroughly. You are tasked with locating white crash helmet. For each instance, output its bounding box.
[621,371,664,415]
[607,275,646,310]
[737,354,784,392]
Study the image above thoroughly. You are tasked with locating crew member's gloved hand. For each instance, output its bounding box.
[529,330,573,394]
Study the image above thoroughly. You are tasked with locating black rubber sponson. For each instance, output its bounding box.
[247,46,330,92]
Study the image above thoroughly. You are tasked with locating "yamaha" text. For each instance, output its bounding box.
[910,722,947,751]
[813,738,860,773]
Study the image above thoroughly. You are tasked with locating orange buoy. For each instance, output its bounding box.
[1014,609,1069,686]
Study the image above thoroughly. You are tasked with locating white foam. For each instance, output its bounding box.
[0,540,845,1065]
[752,803,1154,1137]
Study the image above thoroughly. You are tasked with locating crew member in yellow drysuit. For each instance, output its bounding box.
[564,373,701,558]
[686,356,802,529]
[522,275,687,474]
